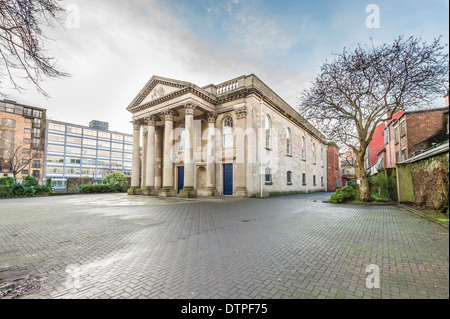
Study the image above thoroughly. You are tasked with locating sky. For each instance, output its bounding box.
[2,0,449,134]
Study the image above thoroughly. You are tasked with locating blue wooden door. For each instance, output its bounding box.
[223,164,233,195]
[177,166,184,194]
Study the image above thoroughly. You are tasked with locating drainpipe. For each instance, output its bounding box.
[260,97,263,199]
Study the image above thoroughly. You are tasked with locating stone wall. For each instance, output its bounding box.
[410,152,449,211]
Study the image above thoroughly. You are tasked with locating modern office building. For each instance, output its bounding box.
[43,120,133,188]
[0,99,46,183]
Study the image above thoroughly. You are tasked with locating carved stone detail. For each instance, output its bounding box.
[235,106,247,119]
[184,102,196,116]
[207,112,218,124]
[161,109,178,121]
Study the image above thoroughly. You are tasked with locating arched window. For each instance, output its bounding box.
[302,136,306,160]
[265,115,271,149]
[178,125,185,151]
[223,116,233,147]
[286,128,291,155]
[287,171,292,184]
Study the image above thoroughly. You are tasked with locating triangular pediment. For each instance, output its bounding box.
[140,83,180,106]
[127,76,190,111]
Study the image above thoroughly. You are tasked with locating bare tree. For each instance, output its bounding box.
[0,0,69,96]
[9,144,40,178]
[299,36,449,201]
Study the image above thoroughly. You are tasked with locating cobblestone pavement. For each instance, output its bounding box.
[0,193,448,299]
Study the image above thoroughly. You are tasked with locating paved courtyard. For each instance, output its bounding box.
[0,193,448,299]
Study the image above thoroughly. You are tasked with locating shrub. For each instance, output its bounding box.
[23,176,39,188]
[103,172,128,192]
[0,177,16,188]
[370,174,397,201]
[329,186,359,203]
[80,184,115,194]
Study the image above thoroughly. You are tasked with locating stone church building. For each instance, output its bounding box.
[127,74,327,198]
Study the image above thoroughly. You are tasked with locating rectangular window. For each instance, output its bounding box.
[313,175,316,186]
[47,155,64,164]
[23,138,31,144]
[22,170,29,175]
[65,167,81,175]
[32,170,40,178]
[97,150,110,158]
[48,134,65,143]
[98,140,111,149]
[65,157,81,165]
[49,123,66,132]
[66,147,81,155]
[111,152,123,159]
[22,148,31,154]
[2,118,16,128]
[22,159,30,165]
[67,126,82,135]
[24,128,32,134]
[98,131,111,139]
[66,136,82,145]
[112,143,123,150]
[400,121,406,137]
[124,153,132,160]
[302,173,306,185]
[25,118,32,123]
[84,129,97,137]
[112,134,123,141]
[46,166,64,174]
[83,138,97,147]
[83,148,97,156]
[401,149,407,161]
[47,144,65,153]
[82,158,97,166]
[265,168,272,184]
[394,127,399,144]
[32,160,41,168]
[124,144,133,151]
[321,176,324,186]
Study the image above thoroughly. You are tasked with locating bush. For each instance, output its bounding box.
[370,174,397,201]
[329,186,359,203]
[103,172,128,192]
[0,177,16,188]
[80,184,115,194]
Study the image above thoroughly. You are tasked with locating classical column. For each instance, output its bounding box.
[141,126,148,189]
[155,127,162,189]
[206,112,217,195]
[180,103,197,198]
[143,115,159,196]
[160,109,177,197]
[235,106,247,197]
[128,120,141,195]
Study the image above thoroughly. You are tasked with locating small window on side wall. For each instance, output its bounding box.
[265,167,272,184]
[287,171,292,185]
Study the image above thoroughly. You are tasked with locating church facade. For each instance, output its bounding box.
[127,74,327,198]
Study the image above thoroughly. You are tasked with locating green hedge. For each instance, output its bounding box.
[80,184,117,194]
[0,176,51,198]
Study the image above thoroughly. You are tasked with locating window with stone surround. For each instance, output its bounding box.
[265,115,271,149]
[223,117,233,148]
[286,128,291,155]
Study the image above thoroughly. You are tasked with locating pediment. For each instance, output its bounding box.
[127,75,218,113]
[127,76,189,111]
[139,83,180,106]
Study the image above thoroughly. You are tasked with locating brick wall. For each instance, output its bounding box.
[327,144,340,192]
[0,111,44,183]
[405,109,447,158]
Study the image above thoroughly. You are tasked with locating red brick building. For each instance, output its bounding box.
[381,106,448,168]
[327,142,342,192]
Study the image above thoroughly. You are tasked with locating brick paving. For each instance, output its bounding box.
[0,193,448,299]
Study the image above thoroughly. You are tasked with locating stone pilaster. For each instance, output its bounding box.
[155,127,162,189]
[235,106,247,197]
[205,112,217,196]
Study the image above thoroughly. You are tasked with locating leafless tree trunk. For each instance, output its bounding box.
[0,0,69,96]
[299,36,449,201]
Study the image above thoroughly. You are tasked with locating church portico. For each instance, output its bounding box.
[127,74,328,198]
